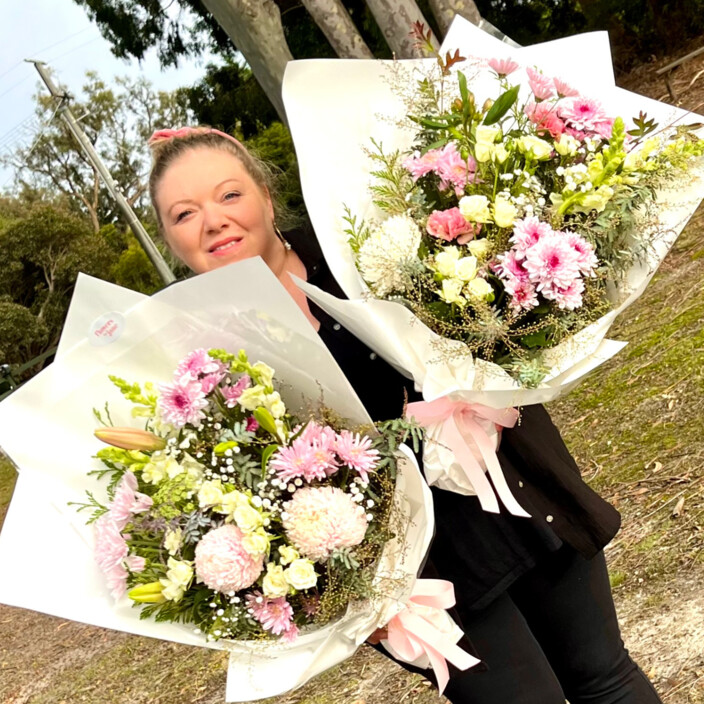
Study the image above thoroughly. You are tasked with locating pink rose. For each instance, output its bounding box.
[426,208,479,243]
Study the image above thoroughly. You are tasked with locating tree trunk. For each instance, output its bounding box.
[364,0,438,58]
[301,0,375,58]
[199,0,292,122]
[428,0,481,36]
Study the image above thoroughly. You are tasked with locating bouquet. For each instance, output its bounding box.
[282,18,704,509]
[0,262,475,701]
[85,346,419,647]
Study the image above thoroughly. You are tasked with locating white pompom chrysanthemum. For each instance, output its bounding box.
[357,214,421,296]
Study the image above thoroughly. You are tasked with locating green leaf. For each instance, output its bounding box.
[261,444,278,474]
[458,70,468,104]
[483,85,520,125]
[253,407,278,437]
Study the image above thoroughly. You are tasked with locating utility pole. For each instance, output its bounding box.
[28,60,176,285]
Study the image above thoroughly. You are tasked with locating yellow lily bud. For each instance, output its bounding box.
[482,98,494,113]
[128,582,166,603]
[94,427,166,451]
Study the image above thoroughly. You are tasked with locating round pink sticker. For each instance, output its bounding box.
[89,312,125,346]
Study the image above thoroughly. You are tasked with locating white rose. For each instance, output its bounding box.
[434,246,461,277]
[438,278,467,307]
[262,564,290,598]
[492,143,509,164]
[166,557,194,587]
[278,545,300,565]
[237,384,269,411]
[198,480,225,510]
[554,134,579,156]
[265,392,287,420]
[459,195,493,223]
[454,255,478,282]
[284,559,318,590]
[517,136,553,160]
[242,530,270,556]
[164,528,182,556]
[466,277,495,301]
[492,195,518,229]
[467,238,492,259]
[252,362,275,388]
[219,490,249,518]
[234,504,264,532]
[475,125,501,145]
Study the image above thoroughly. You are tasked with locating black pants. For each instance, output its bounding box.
[441,547,662,704]
[382,546,663,704]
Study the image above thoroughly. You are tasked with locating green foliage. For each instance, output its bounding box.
[110,238,164,294]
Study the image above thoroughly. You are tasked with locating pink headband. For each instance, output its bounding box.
[148,126,245,150]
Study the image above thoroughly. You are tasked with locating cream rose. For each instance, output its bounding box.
[197,480,225,510]
[242,530,269,556]
[517,135,553,160]
[284,559,318,590]
[467,239,492,259]
[492,195,518,229]
[438,278,467,307]
[459,195,493,223]
[466,277,495,301]
[454,255,479,282]
[262,564,290,598]
[278,545,300,565]
[234,504,264,532]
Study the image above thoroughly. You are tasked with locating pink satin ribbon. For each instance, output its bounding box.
[148,126,244,150]
[406,398,530,517]
[386,579,480,694]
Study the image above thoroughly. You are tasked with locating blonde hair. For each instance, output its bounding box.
[148,127,278,234]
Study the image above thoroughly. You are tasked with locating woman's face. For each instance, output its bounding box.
[155,146,277,274]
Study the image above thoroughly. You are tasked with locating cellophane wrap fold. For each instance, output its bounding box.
[282,17,704,499]
[0,259,434,702]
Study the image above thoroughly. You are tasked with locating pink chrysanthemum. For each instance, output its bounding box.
[283,486,368,562]
[546,277,586,310]
[523,231,581,291]
[195,525,264,593]
[558,97,607,129]
[525,100,565,139]
[504,276,539,313]
[426,208,479,243]
[488,57,520,77]
[592,118,615,140]
[158,374,209,428]
[108,471,153,530]
[246,592,296,636]
[221,374,251,408]
[104,564,128,600]
[94,515,129,573]
[564,231,598,276]
[510,217,553,256]
[270,438,328,483]
[403,149,442,180]
[175,349,226,380]
[434,143,477,194]
[494,249,529,281]
[553,77,579,98]
[526,67,555,101]
[334,430,379,481]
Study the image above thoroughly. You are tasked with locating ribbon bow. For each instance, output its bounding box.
[406,398,529,517]
[385,579,480,694]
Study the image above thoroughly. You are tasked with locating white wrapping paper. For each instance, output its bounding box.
[0,258,434,701]
[283,17,704,498]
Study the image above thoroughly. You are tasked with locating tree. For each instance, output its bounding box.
[0,202,119,370]
[3,72,192,233]
[364,0,438,57]
[428,0,481,34]
[300,0,374,58]
[199,0,293,122]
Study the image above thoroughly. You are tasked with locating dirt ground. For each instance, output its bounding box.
[2,43,704,704]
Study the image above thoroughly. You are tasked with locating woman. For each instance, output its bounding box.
[148,126,662,704]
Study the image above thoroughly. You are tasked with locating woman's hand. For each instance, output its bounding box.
[366,627,388,645]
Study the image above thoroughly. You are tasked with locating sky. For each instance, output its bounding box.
[0,0,219,189]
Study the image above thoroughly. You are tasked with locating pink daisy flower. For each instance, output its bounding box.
[523,231,581,291]
[124,555,146,572]
[195,525,264,593]
[546,277,586,310]
[494,249,529,281]
[592,118,615,140]
[281,624,300,643]
[221,374,251,408]
[283,486,368,562]
[504,276,539,313]
[510,217,553,256]
[108,471,153,530]
[558,97,607,129]
[158,374,209,428]
[426,207,479,243]
[525,101,565,139]
[564,231,598,276]
[246,592,296,636]
[488,57,520,77]
[526,67,555,101]
[553,77,579,98]
[334,430,380,482]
